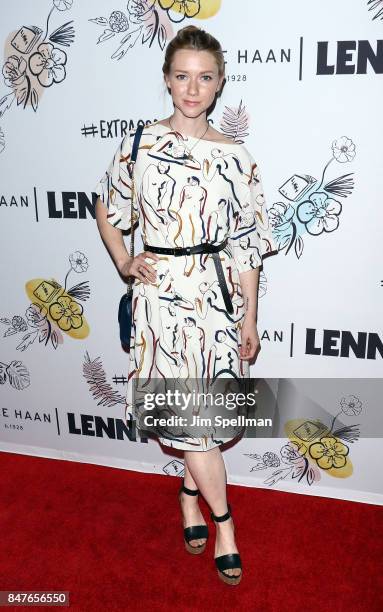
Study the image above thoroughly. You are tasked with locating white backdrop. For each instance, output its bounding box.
[0,0,382,505]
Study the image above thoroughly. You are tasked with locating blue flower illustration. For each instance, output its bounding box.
[296,192,342,235]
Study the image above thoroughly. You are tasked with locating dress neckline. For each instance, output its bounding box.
[152,121,242,146]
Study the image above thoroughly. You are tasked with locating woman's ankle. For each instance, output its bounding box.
[180,490,199,504]
[214,517,235,533]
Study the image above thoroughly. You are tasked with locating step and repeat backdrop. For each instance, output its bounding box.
[1,1,382,505]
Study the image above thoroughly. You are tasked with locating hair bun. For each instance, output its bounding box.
[162,25,225,78]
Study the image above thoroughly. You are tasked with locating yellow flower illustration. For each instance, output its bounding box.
[26,278,90,340]
[49,296,83,331]
[309,436,349,470]
[159,0,200,20]
[158,0,221,20]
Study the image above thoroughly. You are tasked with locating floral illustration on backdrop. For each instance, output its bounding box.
[0,251,90,351]
[0,126,5,153]
[367,0,383,20]
[0,359,30,390]
[83,351,126,407]
[218,101,355,263]
[245,394,362,488]
[0,0,75,123]
[268,136,356,259]
[219,98,249,144]
[89,0,221,60]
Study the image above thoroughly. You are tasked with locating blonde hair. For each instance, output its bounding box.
[162,25,225,78]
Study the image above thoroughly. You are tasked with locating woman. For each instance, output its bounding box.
[95,25,277,586]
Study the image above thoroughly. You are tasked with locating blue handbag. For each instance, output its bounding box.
[118,123,145,348]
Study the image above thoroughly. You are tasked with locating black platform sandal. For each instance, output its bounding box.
[178,481,209,554]
[211,504,242,585]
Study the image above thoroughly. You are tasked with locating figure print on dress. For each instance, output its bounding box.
[94,121,278,451]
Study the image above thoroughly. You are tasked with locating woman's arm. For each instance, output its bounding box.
[95,197,159,284]
[240,267,260,321]
[95,198,131,276]
[238,268,261,361]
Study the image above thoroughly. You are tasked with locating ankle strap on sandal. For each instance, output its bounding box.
[211,503,232,522]
[180,483,199,496]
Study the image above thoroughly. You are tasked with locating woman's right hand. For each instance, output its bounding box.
[118,251,160,285]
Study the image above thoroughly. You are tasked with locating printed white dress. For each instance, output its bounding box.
[95,121,277,452]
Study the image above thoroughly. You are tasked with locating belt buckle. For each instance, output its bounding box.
[173,246,184,257]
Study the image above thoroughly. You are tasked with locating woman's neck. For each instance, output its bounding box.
[168,113,209,138]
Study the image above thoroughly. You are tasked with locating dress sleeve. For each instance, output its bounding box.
[229,148,277,274]
[94,133,136,231]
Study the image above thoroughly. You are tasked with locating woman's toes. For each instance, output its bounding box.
[227,568,241,577]
[191,538,205,547]
[224,568,241,577]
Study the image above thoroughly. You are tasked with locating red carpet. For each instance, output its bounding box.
[1,451,382,611]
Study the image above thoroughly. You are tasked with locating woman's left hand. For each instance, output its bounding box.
[239,316,260,361]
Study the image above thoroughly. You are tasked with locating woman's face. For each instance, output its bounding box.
[164,49,224,118]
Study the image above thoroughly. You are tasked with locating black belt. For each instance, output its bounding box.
[143,239,234,314]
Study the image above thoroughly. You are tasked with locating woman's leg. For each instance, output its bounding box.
[183,458,198,489]
[183,447,241,577]
[179,457,207,547]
